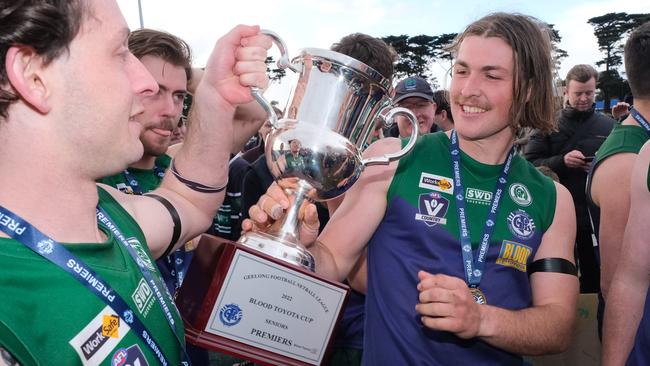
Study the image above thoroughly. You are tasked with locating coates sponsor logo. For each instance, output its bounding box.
[496,240,533,272]
[465,187,492,205]
[419,172,454,194]
[415,192,449,227]
[69,306,131,366]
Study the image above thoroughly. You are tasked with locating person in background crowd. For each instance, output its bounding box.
[524,64,614,294]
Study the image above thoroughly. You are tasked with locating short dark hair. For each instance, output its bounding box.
[432,90,453,122]
[331,33,397,81]
[624,21,650,99]
[0,0,88,119]
[449,13,557,133]
[566,64,599,84]
[128,28,193,82]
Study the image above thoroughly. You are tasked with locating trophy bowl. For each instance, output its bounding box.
[239,31,419,272]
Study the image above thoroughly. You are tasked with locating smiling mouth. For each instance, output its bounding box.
[461,105,487,114]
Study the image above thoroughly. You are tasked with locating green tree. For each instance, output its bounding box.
[547,24,568,72]
[381,34,438,87]
[588,12,650,110]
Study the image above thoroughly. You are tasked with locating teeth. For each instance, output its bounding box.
[462,105,486,113]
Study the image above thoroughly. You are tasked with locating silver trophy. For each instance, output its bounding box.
[239,31,419,271]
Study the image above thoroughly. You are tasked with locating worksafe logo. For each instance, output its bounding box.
[102,315,120,338]
[415,192,449,227]
[69,306,131,366]
[496,240,532,272]
[419,172,454,195]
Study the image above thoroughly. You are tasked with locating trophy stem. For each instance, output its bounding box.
[269,181,310,244]
[238,180,316,271]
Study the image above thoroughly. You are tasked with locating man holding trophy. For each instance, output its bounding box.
[245,12,579,364]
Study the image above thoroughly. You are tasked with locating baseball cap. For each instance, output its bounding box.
[393,76,434,104]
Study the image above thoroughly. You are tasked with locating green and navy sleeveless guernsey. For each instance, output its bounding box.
[587,123,649,242]
[363,132,556,365]
[98,155,171,195]
[585,123,650,366]
[0,187,184,365]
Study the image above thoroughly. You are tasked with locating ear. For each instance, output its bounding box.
[5,46,51,114]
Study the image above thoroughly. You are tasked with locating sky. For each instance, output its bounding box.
[117,0,650,104]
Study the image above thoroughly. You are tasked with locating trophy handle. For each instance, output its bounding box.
[362,107,418,166]
[250,29,300,129]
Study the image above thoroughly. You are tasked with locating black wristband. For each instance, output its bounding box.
[170,159,228,193]
[527,257,577,277]
[145,193,182,258]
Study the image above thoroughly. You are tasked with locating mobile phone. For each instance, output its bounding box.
[582,156,595,162]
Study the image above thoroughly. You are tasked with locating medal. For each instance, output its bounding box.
[470,287,487,305]
[449,130,514,306]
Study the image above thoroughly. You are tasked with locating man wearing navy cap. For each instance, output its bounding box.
[393,76,438,137]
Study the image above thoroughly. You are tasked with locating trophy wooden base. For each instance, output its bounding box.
[176,235,349,366]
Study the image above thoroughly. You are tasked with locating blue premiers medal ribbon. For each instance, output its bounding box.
[122,165,165,196]
[95,207,187,352]
[449,130,515,302]
[630,108,650,135]
[0,205,190,366]
[122,166,187,295]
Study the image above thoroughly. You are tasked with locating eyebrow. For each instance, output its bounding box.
[158,84,188,95]
[455,60,509,73]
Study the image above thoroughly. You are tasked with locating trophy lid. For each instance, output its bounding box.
[294,48,392,91]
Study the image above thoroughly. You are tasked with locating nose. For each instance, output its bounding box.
[459,73,481,98]
[127,52,158,97]
[161,93,178,118]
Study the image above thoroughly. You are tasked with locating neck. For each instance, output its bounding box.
[130,154,157,170]
[0,162,104,244]
[0,134,105,243]
[625,99,650,126]
[452,127,515,165]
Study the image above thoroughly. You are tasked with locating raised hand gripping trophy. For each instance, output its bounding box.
[176,31,418,366]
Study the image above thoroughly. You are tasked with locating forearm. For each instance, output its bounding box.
[162,83,232,215]
[599,235,623,299]
[308,240,348,282]
[602,273,649,365]
[478,302,574,355]
[231,100,267,154]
